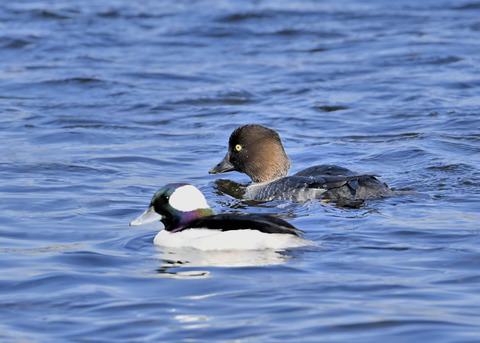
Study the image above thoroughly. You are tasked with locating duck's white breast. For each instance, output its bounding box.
[153,228,311,251]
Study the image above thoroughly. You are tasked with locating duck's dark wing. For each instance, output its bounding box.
[293,164,358,177]
[182,213,304,236]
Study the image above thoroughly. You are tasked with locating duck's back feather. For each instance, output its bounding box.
[180,213,305,236]
[293,164,358,177]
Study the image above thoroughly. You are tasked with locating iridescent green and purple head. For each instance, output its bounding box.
[130,183,215,232]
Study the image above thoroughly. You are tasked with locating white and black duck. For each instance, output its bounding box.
[130,183,310,250]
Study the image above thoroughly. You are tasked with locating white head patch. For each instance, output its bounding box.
[169,185,210,212]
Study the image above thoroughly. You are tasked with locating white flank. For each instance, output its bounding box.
[169,185,210,212]
[153,229,312,251]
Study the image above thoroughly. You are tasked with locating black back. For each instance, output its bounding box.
[181,213,304,236]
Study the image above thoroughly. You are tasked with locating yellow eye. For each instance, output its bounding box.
[235,144,242,152]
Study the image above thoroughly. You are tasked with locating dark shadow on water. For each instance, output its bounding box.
[211,178,247,200]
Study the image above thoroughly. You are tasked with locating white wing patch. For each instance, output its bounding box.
[169,185,210,212]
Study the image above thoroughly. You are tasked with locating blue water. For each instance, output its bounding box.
[1,1,480,342]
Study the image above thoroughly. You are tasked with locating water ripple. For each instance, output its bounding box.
[1,0,480,342]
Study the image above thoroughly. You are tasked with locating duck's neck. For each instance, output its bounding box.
[164,208,215,232]
[248,141,291,183]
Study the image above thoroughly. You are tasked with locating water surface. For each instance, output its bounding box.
[1,1,480,342]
